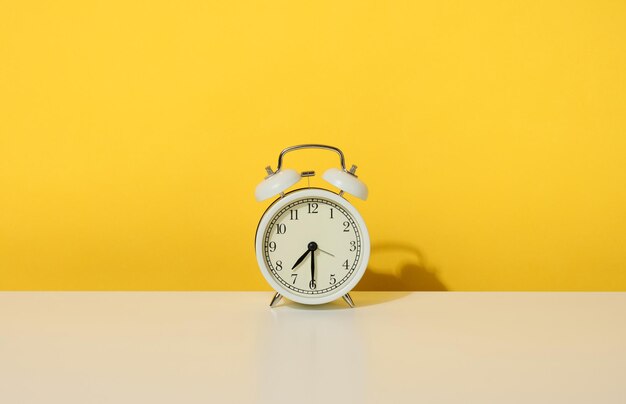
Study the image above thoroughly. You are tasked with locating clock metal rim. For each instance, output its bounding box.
[255,188,370,305]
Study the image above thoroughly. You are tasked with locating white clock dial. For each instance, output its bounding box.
[255,188,370,305]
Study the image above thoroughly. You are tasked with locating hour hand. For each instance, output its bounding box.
[291,249,310,270]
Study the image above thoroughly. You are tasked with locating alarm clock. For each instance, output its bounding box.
[254,144,370,307]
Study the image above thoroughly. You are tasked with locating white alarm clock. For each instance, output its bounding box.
[254,144,370,307]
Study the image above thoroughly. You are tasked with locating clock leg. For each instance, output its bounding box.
[269,292,283,307]
[342,293,355,308]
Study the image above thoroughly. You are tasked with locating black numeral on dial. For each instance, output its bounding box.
[308,203,318,214]
[343,221,350,232]
[275,223,286,234]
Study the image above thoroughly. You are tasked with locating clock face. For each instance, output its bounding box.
[256,188,370,304]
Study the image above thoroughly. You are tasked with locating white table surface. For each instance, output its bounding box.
[1,292,625,403]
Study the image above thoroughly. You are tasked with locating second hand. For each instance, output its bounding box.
[317,248,335,257]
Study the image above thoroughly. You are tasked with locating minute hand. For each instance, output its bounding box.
[291,250,310,270]
[310,249,315,282]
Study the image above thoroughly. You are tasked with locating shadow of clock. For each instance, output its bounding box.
[280,241,446,310]
[355,241,447,292]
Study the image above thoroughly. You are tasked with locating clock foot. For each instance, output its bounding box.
[342,293,355,308]
[269,292,283,307]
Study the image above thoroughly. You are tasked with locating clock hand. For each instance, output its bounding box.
[311,247,315,283]
[307,241,317,284]
[291,249,310,270]
[293,241,319,270]
[317,248,335,257]
[307,241,318,284]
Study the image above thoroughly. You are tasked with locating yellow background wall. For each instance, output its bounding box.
[1,1,625,291]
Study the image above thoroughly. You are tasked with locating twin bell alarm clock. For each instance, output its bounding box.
[254,144,370,307]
